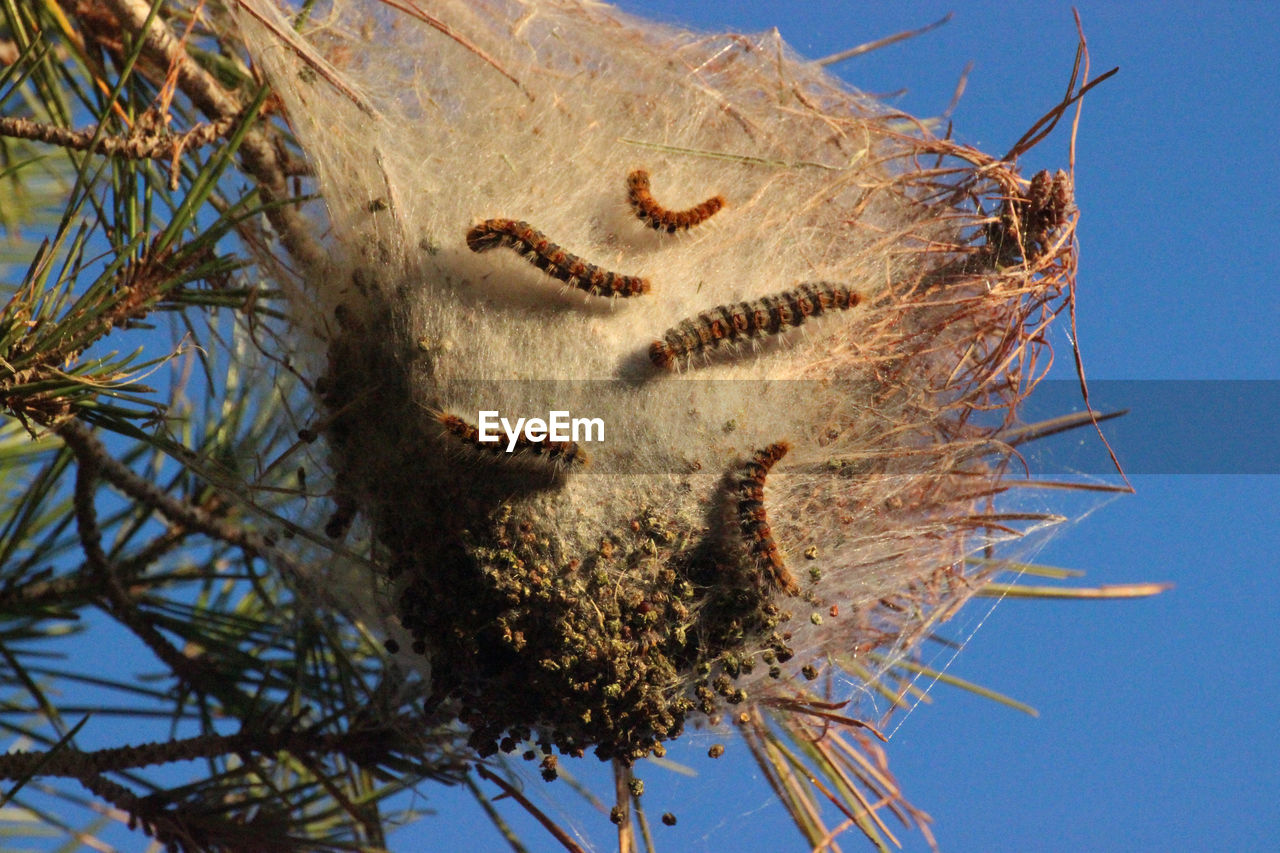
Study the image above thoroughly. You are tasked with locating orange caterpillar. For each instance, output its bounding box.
[649,281,861,369]
[466,218,650,297]
[626,168,725,233]
[434,411,589,470]
[736,441,798,596]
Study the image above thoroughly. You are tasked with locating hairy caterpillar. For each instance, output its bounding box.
[466,218,650,297]
[736,441,798,596]
[434,411,589,469]
[649,281,861,369]
[324,494,358,540]
[626,168,725,233]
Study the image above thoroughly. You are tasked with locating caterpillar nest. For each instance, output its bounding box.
[238,1,1080,765]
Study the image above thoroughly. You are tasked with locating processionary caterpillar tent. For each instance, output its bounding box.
[235,1,1101,837]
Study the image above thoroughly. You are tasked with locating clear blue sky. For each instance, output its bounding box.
[414,3,1280,851]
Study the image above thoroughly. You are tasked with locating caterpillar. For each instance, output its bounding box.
[466,218,650,297]
[985,169,1075,266]
[736,441,798,596]
[324,494,358,540]
[649,281,861,370]
[434,410,589,470]
[626,168,725,233]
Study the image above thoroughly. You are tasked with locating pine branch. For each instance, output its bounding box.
[0,715,457,780]
[57,417,272,559]
[100,0,325,269]
[0,113,234,160]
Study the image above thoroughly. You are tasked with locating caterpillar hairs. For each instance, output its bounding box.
[626,168,725,233]
[466,218,651,297]
[649,281,862,370]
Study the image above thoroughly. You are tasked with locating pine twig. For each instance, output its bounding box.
[0,113,233,160]
[101,0,324,269]
[55,417,354,645]
[67,422,220,689]
[475,765,587,853]
[58,418,271,559]
[0,717,437,780]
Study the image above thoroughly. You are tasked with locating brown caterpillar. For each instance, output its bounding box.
[324,494,358,540]
[626,168,725,233]
[649,281,861,369]
[466,218,650,297]
[434,410,589,469]
[985,169,1075,265]
[736,441,798,596]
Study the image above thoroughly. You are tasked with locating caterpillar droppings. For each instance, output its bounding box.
[435,411,589,470]
[466,218,650,297]
[649,281,861,369]
[736,441,798,596]
[626,168,725,233]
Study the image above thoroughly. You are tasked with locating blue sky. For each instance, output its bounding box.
[415,3,1280,851]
